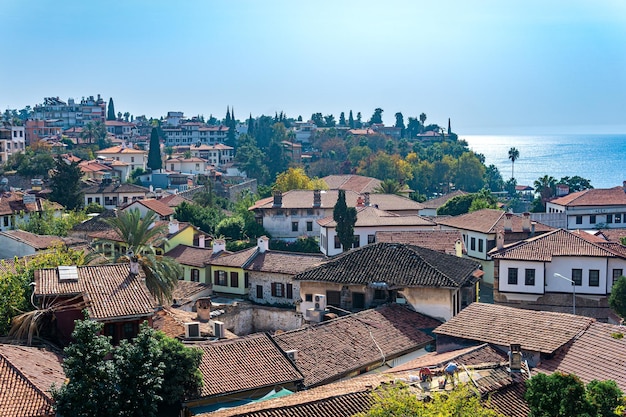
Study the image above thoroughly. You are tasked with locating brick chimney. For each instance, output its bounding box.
[522,212,531,232]
[313,189,321,207]
[257,235,269,253]
[496,229,505,250]
[272,190,282,207]
[356,196,365,207]
[504,212,513,232]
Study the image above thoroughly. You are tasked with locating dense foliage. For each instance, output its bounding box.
[147,127,162,171]
[333,190,357,252]
[49,155,84,210]
[609,275,626,320]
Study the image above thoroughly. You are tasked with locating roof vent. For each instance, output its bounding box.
[509,343,522,372]
[184,322,201,339]
[285,349,298,362]
[213,320,224,339]
[58,266,78,282]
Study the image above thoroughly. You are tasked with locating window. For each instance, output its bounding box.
[271,282,285,297]
[87,197,92,204]
[292,221,298,232]
[368,234,376,244]
[122,322,136,340]
[589,269,600,287]
[478,239,484,253]
[507,268,518,285]
[374,289,386,300]
[590,215,596,224]
[256,285,263,299]
[572,269,582,286]
[352,292,365,309]
[334,235,341,249]
[3,217,8,227]
[305,293,313,302]
[244,272,249,289]
[525,269,535,286]
[307,209,314,215]
[306,221,313,232]
[230,272,239,287]
[470,237,476,251]
[352,235,360,248]
[131,157,135,163]
[286,283,293,299]
[95,197,101,204]
[326,290,341,307]
[191,269,200,282]
[607,214,614,223]
[575,216,583,225]
[290,209,298,216]
[613,269,623,284]
[214,270,227,286]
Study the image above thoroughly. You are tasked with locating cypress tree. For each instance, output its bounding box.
[107,98,116,121]
[225,106,231,126]
[333,190,357,252]
[247,114,255,137]
[147,127,162,171]
[348,110,355,128]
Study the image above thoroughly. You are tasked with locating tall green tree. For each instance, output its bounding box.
[49,155,84,210]
[103,209,182,304]
[419,112,427,130]
[81,121,108,146]
[339,112,346,126]
[107,97,116,121]
[609,275,626,321]
[508,147,520,179]
[455,152,486,192]
[559,175,593,192]
[147,127,162,171]
[370,108,383,124]
[485,164,505,191]
[333,190,357,252]
[348,110,355,128]
[533,175,557,209]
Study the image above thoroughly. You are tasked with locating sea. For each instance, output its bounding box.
[462,134,626,190]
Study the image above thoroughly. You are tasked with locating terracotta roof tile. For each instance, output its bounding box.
[489,229,623,261]
[195,333,303,398]
[437,209,553,234]
[273,305,440,388]
[158,193,192,208]
[244,251,325,275]
[171,280,211,301]
[294,242,481,288]
[34,264,156,320]
[534,322,626,392]
[390,344,507,373]
[71,209,116,232]
[0,344,65,417]
[96,145,146,154]
[550,187,626,207]
[318,206,435,228]
[82,183,149,194]
[0,230,71,250]
[166,245,217,267]
[434,303,595,354]
[127,199,174,217]
[376,230,465,255]
[209,247,257,268]
[322,175,382,194]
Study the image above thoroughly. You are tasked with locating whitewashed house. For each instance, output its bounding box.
[546,185,626,230]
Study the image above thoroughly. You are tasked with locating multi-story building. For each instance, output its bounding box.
[0,123,26,164]
[188,143,234,168]
[24,120,62,146]
[162,122,229,147]
[32,95,106,129]
[105,120,137,140]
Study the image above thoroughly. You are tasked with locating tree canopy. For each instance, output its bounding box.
[333,190,357,252]
[609,275,626,321]
[274,167,328,192]
[147,127,162,171]
[49,155,84,210]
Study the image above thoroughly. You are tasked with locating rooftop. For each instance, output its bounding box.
[322,174,382,194]
[375,230,465,255]
[549,186,626,207]
[318,206,436,228]
[436,208,553,234]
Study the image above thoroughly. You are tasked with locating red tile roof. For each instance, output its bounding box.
[126,198,174,217]
[165,245,217,267]
[0,230,76,250]
[421,190,468,209]
[489,229,624,261]
[272,305,440,388]
[434,303,595,354]
[318,206,435,228]
[195,333,303,398]
[158,193,192,208]
[549,187,626,207]
[210,247,257,268]
[322,175,382,194]
[375,230,465,255]
[534,321,626,391]
[0,344,65,417]
[437,209,553,234]
[244,251,325,275]
[389,343,507,373]
[34,264,156,320]
[96,145,146,154]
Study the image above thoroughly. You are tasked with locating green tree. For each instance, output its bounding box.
[525,372,596,417]
[609,275,626,321]
[586,379,624,417]
[17,203,87,236]
[274,167,328,192]
[13,147,55,178]
[508,147,520,179]
[49,155,84,210]
[485,164,505,191]
[533,175,557,210]
[52,318,120,417]
[81,121,108,146]
[437,193,477,216]
[235,134,269,185]
[333,190,357,252]
[419,112,427,131]
[339,112,347,126]
[348,110,355,128]
[103,209,182,304]
[107,97,116,121]
[147,127,162,171]
[370,108,383,124]
[559,176,594,192]
[374,179,402,195]
[455,152,486,192]
[215,216,245,240]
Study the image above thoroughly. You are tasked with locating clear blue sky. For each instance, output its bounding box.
[1,0,625,134]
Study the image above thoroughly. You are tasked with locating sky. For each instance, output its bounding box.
[1,0,626,134]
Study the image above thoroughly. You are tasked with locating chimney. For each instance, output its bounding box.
[504,212,513,232]
[364,192,371,206]
[212,238,226,254]
[496,230,505,250]
[455,239,463,257]
[522,212,531,232]
[168,220,179,234]
[198,234,205,248]
[531,221,536,237]
[257,235,269,253]
[356,196,364,207]
[509,343,522,372]
[313,189,321,207]
[195,297,212,322]
[272,190,282,207]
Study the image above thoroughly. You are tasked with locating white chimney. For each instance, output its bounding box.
[496,230,505,250]
[522,212,531,232]
[168,220,179,234]
[198,234,205,248]
[504,212,513,232]
[258,235,269,253]
[455,239,463,257]
[213,239,226,254]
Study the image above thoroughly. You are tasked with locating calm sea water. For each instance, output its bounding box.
[462,134,626,190]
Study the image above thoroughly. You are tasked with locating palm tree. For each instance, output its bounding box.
[534,175,556,206]
[419,113,427,132]
[508,147,520,179]
[374,179,406,196]
[102,208,182,305]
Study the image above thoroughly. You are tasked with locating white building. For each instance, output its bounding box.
[32,95,106,129]
[0,123,25,164]
[546,185,626,230]
[189,143,234,168]
[164,156,211,175]
[96,145,147,180]
[162,122,229,147]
